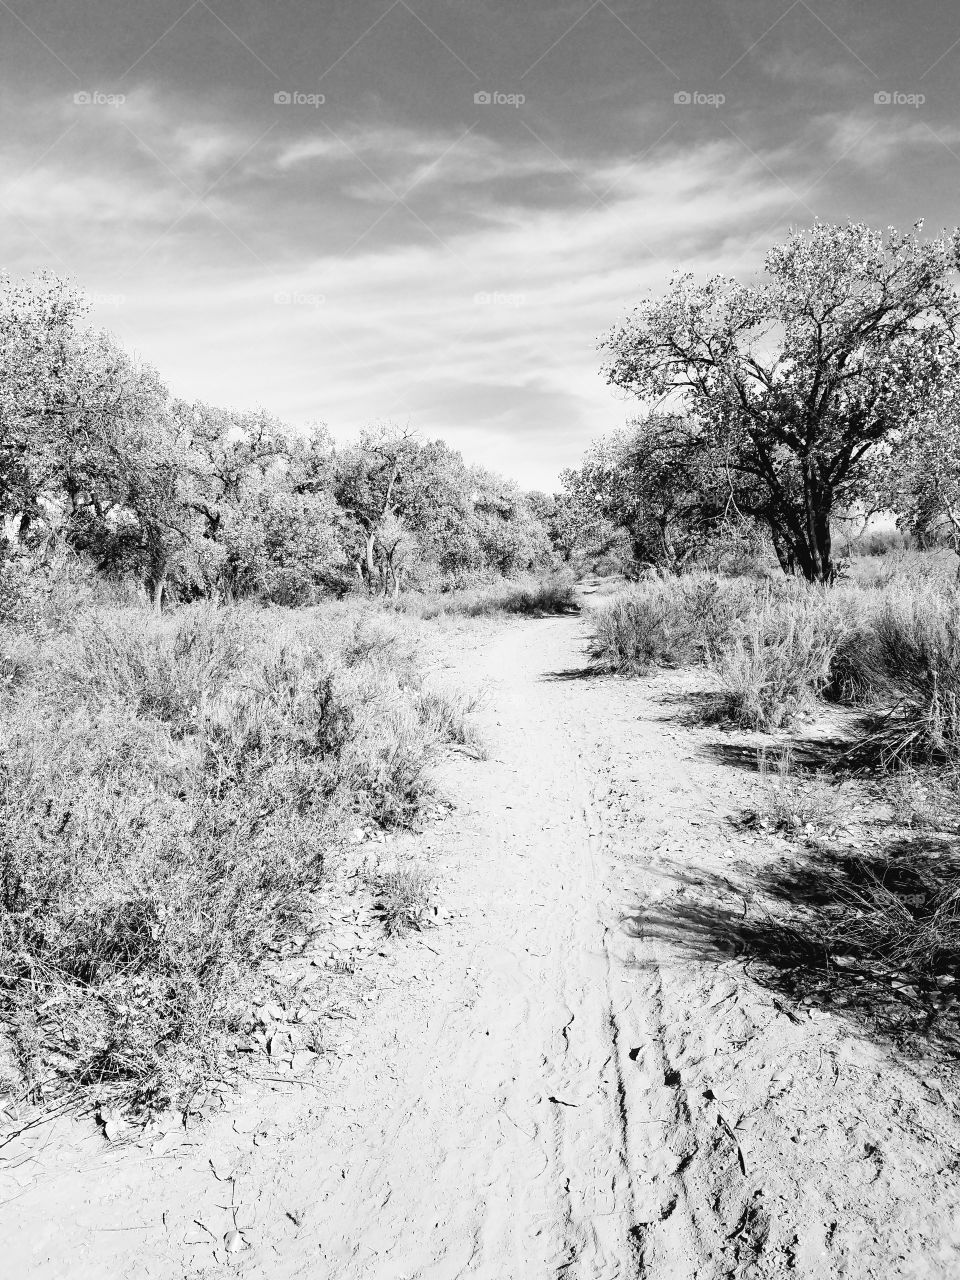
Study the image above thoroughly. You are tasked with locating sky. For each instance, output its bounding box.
[3,0,960,488]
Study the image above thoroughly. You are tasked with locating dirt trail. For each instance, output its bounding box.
[6,610,960,1278]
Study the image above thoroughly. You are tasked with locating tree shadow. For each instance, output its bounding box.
[625,836,960,1063]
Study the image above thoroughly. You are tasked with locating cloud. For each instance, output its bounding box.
[80,131,793,484]
[4,71,957,487]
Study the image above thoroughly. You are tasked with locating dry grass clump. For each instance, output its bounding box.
[398,573,578,620]
[593,575,846,731]
[591,573,757,674]
[821,858,960,983]
[490,577,579,616]
[887,766,957,829]
[370,861,434,936]
[415,683,487,757]
[714,595,847,731]
[863,595,960,762]
[756,747,852,833]
[0,601,477,1109]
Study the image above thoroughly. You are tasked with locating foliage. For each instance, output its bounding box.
[884,379,960,557]
[714,596,846,730]
[0,275,554,603]
[332,428,551,595]
[561,414,733,571]
[0,600,478,1108]
[831,587,960,762]
[600,222,960,582]
[590,574,760,673]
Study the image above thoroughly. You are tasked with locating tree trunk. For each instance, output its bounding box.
[800,461,834,583]
[364,531,377,586]
[770,526,796,576]
[769,497,834,583]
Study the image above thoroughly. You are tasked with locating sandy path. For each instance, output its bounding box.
[6,611,960,1278]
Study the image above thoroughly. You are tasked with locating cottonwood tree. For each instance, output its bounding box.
[564,414,737,571]
[600,222,960,581]
[333,426,421,589]
[0,274,168,547]
[466,466,551,577]
[332,429,550,591]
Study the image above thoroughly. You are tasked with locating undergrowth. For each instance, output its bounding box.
[0,601,478,1111]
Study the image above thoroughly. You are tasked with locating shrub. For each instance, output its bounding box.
[591,589,687,673]
[829,586,960,761]
[825,859,960,980]
[714,595,846,731]
[397,573,578,620]
[0,601,476,1108]
[591,574,759,674]
[494,577,579,616]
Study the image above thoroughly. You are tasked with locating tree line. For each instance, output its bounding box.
[5,221,960,601]
[0,275,551,605]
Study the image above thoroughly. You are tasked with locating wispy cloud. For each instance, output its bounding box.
[2,0,959,486]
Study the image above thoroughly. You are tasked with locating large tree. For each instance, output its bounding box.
[563,414,735,571]
[0,273,169,546]
[600,222,960,581]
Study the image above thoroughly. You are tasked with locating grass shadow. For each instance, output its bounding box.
[542,664,601,682]
[701,736,862,778]
[628,837,960,1063]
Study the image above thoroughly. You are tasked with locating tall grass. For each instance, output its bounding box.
[397,573,579,619]
[829,588,960,762]
[592,559,960,1039]
[590,574,757,674]
[715,595,847,730]
[0,601,476,1109]
[591,574,846,730]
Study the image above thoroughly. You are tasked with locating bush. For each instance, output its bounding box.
[828,586,960,761]
[396,573,578,620]
[715,595,846,731]
[825,859,960,981]
[493,577,579,616]
[591,574,759,674]
[0,601,475,1109]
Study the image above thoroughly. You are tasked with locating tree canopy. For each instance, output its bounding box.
[600,222,960,581]
[0,274,555,605]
